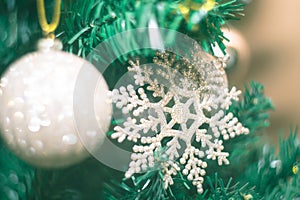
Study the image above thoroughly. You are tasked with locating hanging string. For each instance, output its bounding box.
[36,0,61,38]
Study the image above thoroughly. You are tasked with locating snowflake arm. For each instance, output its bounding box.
[210,110,249,140]
[180,146,207,193]
[112,118,142,143]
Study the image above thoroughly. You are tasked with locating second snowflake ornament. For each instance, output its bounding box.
[111,49,249,193]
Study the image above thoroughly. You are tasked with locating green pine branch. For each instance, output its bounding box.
[103,170,169,200]
[242,129,300,198]
[203,82,274,181]
[58,0,246,60]
[0,141,35,200]
[0,0,41,74]
[188,0,245,54]
[0,0,246,73]
[203,173,261,200]
[228,81,274,134]
[29,158,123,200]
[225,81,274,162]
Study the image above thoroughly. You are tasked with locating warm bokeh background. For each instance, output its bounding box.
[227,0,300,143]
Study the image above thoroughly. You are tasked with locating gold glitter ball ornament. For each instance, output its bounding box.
[0,39,112,168]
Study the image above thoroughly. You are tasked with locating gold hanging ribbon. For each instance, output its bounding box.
[36,0,61,38]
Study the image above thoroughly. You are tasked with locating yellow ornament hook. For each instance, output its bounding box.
[36,0,61,38]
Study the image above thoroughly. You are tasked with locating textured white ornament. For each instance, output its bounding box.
[0,39,112,168]
[111,50,249,193]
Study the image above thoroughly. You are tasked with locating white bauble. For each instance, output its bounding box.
[0,39,112,168]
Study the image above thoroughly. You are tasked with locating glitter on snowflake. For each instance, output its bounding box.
[111,50,249,193]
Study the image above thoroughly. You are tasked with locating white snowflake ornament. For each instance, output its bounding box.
[111,50,249,193]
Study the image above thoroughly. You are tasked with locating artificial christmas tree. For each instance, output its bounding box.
[0,0,299,199]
